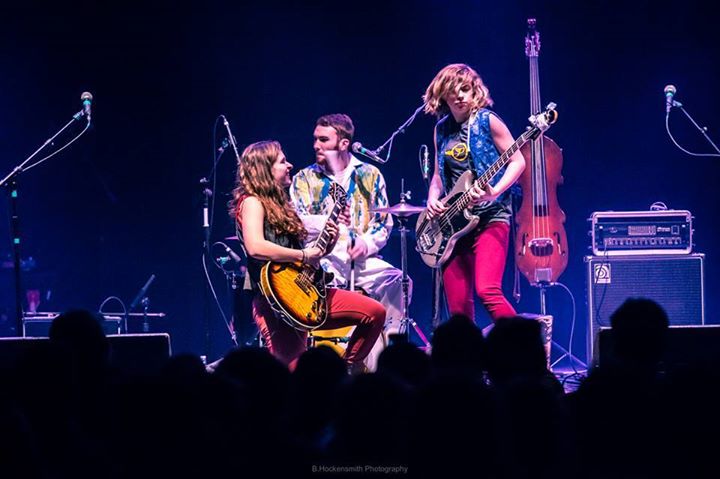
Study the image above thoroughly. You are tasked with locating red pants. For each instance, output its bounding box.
[253,288,385,369]
[442,221,516,322]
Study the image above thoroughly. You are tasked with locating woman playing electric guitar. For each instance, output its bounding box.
[423,63,526,323]
[231,140,385,372]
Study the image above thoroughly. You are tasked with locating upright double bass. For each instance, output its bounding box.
[515,19,568,284]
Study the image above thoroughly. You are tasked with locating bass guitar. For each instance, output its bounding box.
[259,183,347,331]
[415,104,558,269]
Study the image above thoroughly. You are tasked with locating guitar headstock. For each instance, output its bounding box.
[528,103,558,138]
[328,182,348,208]
[525,18,540,58]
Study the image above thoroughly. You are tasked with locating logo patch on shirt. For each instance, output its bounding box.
[445,143,469,162]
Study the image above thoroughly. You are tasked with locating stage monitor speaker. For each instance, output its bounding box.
[106,333,172,376]
[586,254,704,363]
[595,325,720,371]
[0,333,171,376]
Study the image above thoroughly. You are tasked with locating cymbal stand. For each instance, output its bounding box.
[394,183,430,348]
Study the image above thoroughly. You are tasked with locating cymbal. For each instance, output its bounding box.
[372,202,425,217]
[224,236,239,240]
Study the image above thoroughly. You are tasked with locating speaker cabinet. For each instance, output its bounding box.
[0,333,171,376]
[106,333,172,376]
[585,254,705,362]
[596,325,720,370]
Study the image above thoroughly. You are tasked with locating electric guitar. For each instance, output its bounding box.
[259,183,347,331]
[415,104,558,269]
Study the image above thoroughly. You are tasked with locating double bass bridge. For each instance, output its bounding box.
[527,237,555,257]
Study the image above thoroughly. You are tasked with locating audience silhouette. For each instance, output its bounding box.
[0,300,714,478]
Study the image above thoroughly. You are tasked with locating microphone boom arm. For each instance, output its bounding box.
[370,103,426,163]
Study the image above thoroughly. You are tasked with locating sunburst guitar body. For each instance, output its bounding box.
[259,183,347,331]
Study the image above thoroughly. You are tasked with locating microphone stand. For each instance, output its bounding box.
[371,103,426,163]
[666,97,720,157]
[199,117,233,358]
[417,144,445,329]
[0,108,89,336]
[200,177,213,357]
[677,105,720,155]
[141,297,151,333]
[127,274,156,334]
[221,115,241,163]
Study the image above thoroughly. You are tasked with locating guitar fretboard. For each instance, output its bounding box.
[454,127,537,210]
[314,186,346,255]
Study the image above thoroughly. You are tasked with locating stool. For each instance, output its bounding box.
[308,326,354,357]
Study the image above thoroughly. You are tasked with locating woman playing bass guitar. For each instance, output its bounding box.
[423,63,526,322]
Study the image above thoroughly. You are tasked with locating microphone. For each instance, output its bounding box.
[81,92,93,122]
[217,138,230,154]
[664,85,677,114]
[420,144,430,180]
[129,274,156,311]
[221,115,241,162]
[222,243,242,263]
[351,142,385,163]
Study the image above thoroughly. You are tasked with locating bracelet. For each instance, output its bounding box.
[300,249,306,264]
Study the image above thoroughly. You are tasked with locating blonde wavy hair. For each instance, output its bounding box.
[229,140,307,240]
[423,63,494,117]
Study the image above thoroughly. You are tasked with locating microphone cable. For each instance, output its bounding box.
[665,90,720,157]
[23,120,91,172]
[418,144,430,190]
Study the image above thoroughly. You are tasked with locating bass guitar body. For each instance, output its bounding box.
[416,170,480,269]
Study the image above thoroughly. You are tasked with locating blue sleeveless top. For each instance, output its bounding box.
[435,108,512,225]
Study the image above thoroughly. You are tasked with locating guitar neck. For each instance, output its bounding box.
[527,23,551,211]
[455,127,537,209]
[314,199,344,252]
[529,54,543,116]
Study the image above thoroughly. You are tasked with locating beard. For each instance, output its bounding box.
[316,149,340,165]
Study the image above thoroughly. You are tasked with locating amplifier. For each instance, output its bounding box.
[589,210,692,256]
[585,254,705,362]
[22,312,123,336]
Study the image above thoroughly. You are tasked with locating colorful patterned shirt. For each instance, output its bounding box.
[290,155,392,259]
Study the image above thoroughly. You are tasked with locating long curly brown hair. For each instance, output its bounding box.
[229,140,307,240]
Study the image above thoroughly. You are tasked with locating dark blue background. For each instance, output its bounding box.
[1,0,718,363]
